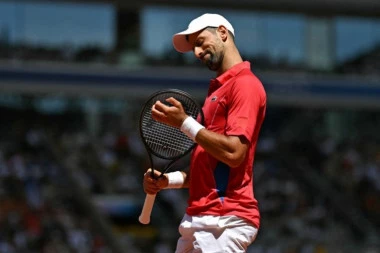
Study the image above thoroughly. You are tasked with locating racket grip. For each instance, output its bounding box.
[139,194,157,224]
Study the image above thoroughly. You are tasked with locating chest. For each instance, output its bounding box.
[202,90,229,132]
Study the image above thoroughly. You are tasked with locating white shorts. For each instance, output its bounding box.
[175,214,259,253]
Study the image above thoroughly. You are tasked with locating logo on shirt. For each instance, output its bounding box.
[211,96,218,102]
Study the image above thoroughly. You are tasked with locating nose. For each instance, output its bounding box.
[193,47,203,59]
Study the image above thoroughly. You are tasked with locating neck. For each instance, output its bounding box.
[216,47,243,76]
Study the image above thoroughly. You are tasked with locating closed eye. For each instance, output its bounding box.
[195,38,204,48]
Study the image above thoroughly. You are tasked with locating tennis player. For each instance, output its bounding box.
[143,13,267,252]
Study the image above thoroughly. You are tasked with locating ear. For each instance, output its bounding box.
[217,25,229,42]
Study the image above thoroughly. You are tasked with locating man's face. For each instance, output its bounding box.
[187,27,224,71]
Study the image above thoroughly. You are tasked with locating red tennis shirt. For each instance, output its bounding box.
[187,61,266,228]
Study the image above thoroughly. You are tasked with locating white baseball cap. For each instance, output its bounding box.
[172,13,235,53]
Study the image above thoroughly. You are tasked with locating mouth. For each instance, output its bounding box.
[200,52,210,62]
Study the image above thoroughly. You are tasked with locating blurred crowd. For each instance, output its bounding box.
[0,104,379,253]
[0,127,113,252]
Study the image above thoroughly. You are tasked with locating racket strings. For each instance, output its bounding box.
[142,116,192,157]
[141,92,200,159]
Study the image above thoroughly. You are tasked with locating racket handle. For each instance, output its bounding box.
[139,194,157,224]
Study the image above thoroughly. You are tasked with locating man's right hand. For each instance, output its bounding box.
[143,169,169,195]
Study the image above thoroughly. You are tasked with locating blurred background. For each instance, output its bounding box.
[0,0,379,252]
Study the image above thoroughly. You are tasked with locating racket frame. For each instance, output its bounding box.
[138,89,204,224]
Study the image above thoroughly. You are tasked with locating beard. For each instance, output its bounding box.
[203,50,223,71]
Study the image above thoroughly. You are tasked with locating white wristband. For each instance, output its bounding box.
[180,116,205,141]
[166,171,184,189]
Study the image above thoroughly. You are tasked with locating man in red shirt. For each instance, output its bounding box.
[144,13,267,252]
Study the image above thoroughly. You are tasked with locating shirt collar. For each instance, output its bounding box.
[208,61,251,95]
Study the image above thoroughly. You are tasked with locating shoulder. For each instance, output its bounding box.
[233,69,266,95]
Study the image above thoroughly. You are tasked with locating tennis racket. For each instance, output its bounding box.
[138,89,204,225]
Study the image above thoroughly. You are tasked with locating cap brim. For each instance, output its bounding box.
[172,33,192,53]
[172,26,206,53]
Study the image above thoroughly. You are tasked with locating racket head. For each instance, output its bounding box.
[139,89,204,161]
